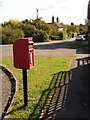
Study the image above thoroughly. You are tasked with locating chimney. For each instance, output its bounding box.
[56,17,59,23]
[52,16,54,23]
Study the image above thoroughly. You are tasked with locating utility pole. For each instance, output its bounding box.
[36,8,38,19]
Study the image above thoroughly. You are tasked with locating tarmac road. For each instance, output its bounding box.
[1,39,76,58]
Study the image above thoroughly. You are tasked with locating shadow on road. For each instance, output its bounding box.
[34,40,81,50]
[76,40,89,54]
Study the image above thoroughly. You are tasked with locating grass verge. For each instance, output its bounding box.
[0,44,13,46]
[2,57,74,119]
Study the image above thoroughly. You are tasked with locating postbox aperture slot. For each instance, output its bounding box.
[28,41,34,45]
[29,49,33,51]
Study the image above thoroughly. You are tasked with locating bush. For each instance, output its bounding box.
[67,32,72,38]
[21,23,37,37]
[33,30,49,42]
[30,19,51,34]
[49,30,59,36]
[50,30,68,40]
[2,27,24,44]
[58,31,68,40]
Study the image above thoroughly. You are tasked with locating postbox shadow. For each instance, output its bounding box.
[29,70,72,120]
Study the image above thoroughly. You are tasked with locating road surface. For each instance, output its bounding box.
[1,39,76,58]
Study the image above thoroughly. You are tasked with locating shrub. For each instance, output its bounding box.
[2,27,24,44]
[33,30,49,42]
[58,31,68,40]
[49,30,59,36]
[21,23,37,37]
[50,30,68,40]
[30,19,51,34]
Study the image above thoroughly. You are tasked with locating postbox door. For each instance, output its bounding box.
[28,38,34,68]
[13,38,30,69]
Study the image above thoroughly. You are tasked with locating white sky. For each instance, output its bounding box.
[0,0,89,25]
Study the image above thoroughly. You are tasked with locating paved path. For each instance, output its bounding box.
[0,66,16,120]
[1,70,11,112]
[54,54,89,119]
[1,39,76,58]
[0,69,11,119]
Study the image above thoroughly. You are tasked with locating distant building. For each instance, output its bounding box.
[48,16,63,31]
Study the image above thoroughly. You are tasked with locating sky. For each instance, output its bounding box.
[0,0,89,25]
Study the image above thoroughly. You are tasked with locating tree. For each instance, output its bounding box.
[21,23,37,37]
[71,22,74,25]
[79,22,88,34]
[30,19,51,34]
[33,29,49,42]
[2,27,24,44]
[67,25,79,33]
[2,19,20,29]
[85,19,88,26]
[22,19,29,23]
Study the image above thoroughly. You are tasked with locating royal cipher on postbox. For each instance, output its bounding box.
[13,37,34,69]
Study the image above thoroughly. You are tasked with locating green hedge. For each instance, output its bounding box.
[58,31,67,40]
[2,27,24,44]
[50,30,69,40]
[33,30,49,42]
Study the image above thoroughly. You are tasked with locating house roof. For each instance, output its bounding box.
[54,22,63,28]
[48,22,63,28]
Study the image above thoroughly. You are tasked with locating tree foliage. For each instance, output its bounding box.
[20,23,37,37]
[30,19,51,34]
[1,18,88,44]
[33,30,49,42]
[66,25,79,33]
[2,27,24,44]
[79,22,88,34]
[2,19,51,43]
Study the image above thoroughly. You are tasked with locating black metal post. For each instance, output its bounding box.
[22,69,28,106]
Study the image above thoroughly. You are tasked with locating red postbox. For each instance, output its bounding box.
[13,37,34,69]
